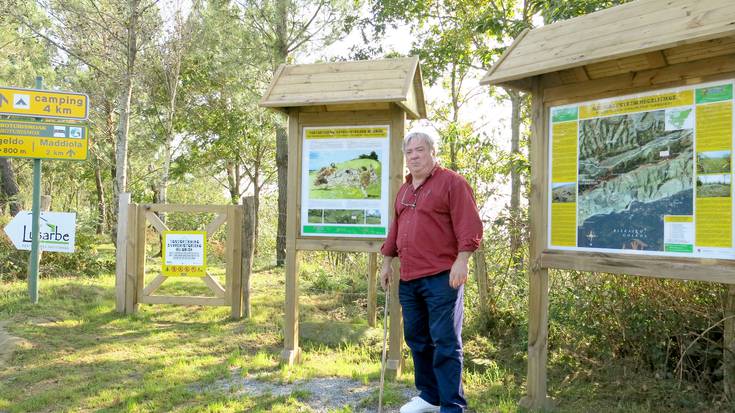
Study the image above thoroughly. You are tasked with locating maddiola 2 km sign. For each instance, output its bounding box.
[3,211,77,253]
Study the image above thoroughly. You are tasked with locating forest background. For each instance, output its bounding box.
[0,0,732,411]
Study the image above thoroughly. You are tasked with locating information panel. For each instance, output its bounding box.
[548,80,735,259]
[162,231,207,277]
[300,126,390,238]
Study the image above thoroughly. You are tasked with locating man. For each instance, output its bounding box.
[380,130,483,413]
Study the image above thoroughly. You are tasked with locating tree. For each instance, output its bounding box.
[238,0,361,265]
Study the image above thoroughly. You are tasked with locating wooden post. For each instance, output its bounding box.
[519,77,553,411]
[241,196,256,319]
[367,252,378,327]
[386,105,406,379]
[229,205,244,319]
[724,284,735,397]
[124,203,138,314]
[282,109,302,365]
[134,205,146,313]
[386,259,403,378]
[115,193,131,313]
[474,242,489,312]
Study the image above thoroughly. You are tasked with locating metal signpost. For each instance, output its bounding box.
[0,77,89,303]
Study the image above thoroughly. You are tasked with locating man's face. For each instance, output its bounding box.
[404,137,435,177]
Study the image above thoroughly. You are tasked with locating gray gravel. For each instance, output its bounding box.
[209,368,415,412]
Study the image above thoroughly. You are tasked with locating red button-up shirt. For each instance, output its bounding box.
[380,165,483,281]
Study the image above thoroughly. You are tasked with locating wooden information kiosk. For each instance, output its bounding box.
[260,57,427,376]
[481,0,735,409]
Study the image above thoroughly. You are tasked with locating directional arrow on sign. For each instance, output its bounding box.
[3,212,46,250]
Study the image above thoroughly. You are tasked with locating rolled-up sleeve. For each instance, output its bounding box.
[449,177,483,252]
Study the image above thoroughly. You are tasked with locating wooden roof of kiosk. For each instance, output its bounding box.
[260,56,426,118]
[481,1,735,411]
[481,0,735,92]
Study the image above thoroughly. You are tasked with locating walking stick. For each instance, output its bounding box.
[378,283,390,413]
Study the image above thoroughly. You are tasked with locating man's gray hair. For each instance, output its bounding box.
[403,130,439,154]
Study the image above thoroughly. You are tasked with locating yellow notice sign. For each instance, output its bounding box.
[0,86,89,120]
[696,102,733,151]
[0,120,88,160]
[551,121,578,183]
[551,203,577,247]
[580,90,693,119]
[162,231,207,277]
[305,127,388,139]
[696,197,732,248]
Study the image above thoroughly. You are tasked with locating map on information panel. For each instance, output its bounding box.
[548,80,735,259]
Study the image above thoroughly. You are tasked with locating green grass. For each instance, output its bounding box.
[0,260,732,412]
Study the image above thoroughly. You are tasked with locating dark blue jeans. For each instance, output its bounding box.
[399,270,466,413]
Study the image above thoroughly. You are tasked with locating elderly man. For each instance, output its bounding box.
[380,130,483,413]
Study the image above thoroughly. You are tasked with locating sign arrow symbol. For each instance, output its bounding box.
[0,94,7,108]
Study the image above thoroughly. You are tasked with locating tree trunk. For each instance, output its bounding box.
[94,158,107,234]
[112,0,140,245]
[0,158,21,216]
[274,0,289,266]
[508,89,522,268]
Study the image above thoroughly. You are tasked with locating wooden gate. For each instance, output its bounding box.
[116,201,244,319]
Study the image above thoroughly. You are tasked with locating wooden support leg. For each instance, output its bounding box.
[724,284,735,397]
[282,248,302,365]
[367,252,378,327]
[124,204,138,314]
[520,267,553,411]
[386,259,403,379]
[115,193,131,313]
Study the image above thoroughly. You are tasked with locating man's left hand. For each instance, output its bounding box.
[449,252,472,288]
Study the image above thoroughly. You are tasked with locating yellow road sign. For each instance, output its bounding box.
[0,120,88,160]
[0,86,89,120]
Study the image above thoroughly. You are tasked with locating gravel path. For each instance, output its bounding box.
[209,368,415,412]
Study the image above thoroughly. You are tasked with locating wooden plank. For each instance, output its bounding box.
[296,238,382,253]
[543,54,735,104]
[481,28,530,84]
[145,210,169,234]
[271,78,405,95]
[241,196,257,319]
[276,69,409,86]
[725,284,735,397]
[266,90,408,106]
[229,205,244,319]
[205,213,227,238]
[540,250,735,283]
[386,105,406,379]
[326,102,392,112]
[584,52,665,80]
[135,204,147,312]
[124,204,138,314]
[488,1,735,85]
[474,243,489,312]
[223,207,234,307]
[498,1,733,73]
[115,193,131,313]
[203,274,226,298]
[519,77,552,410]
[281,57,414,77]
[143,204,230,214]
[139,296,226,306]
[298,109,394,125]
[367,253,378,327]
[282,111,303,365]
[664,35,735,64]
[259,63,286,106]
[142,275,167,296]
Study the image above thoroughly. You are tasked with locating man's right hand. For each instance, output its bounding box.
[380,257,393,291]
